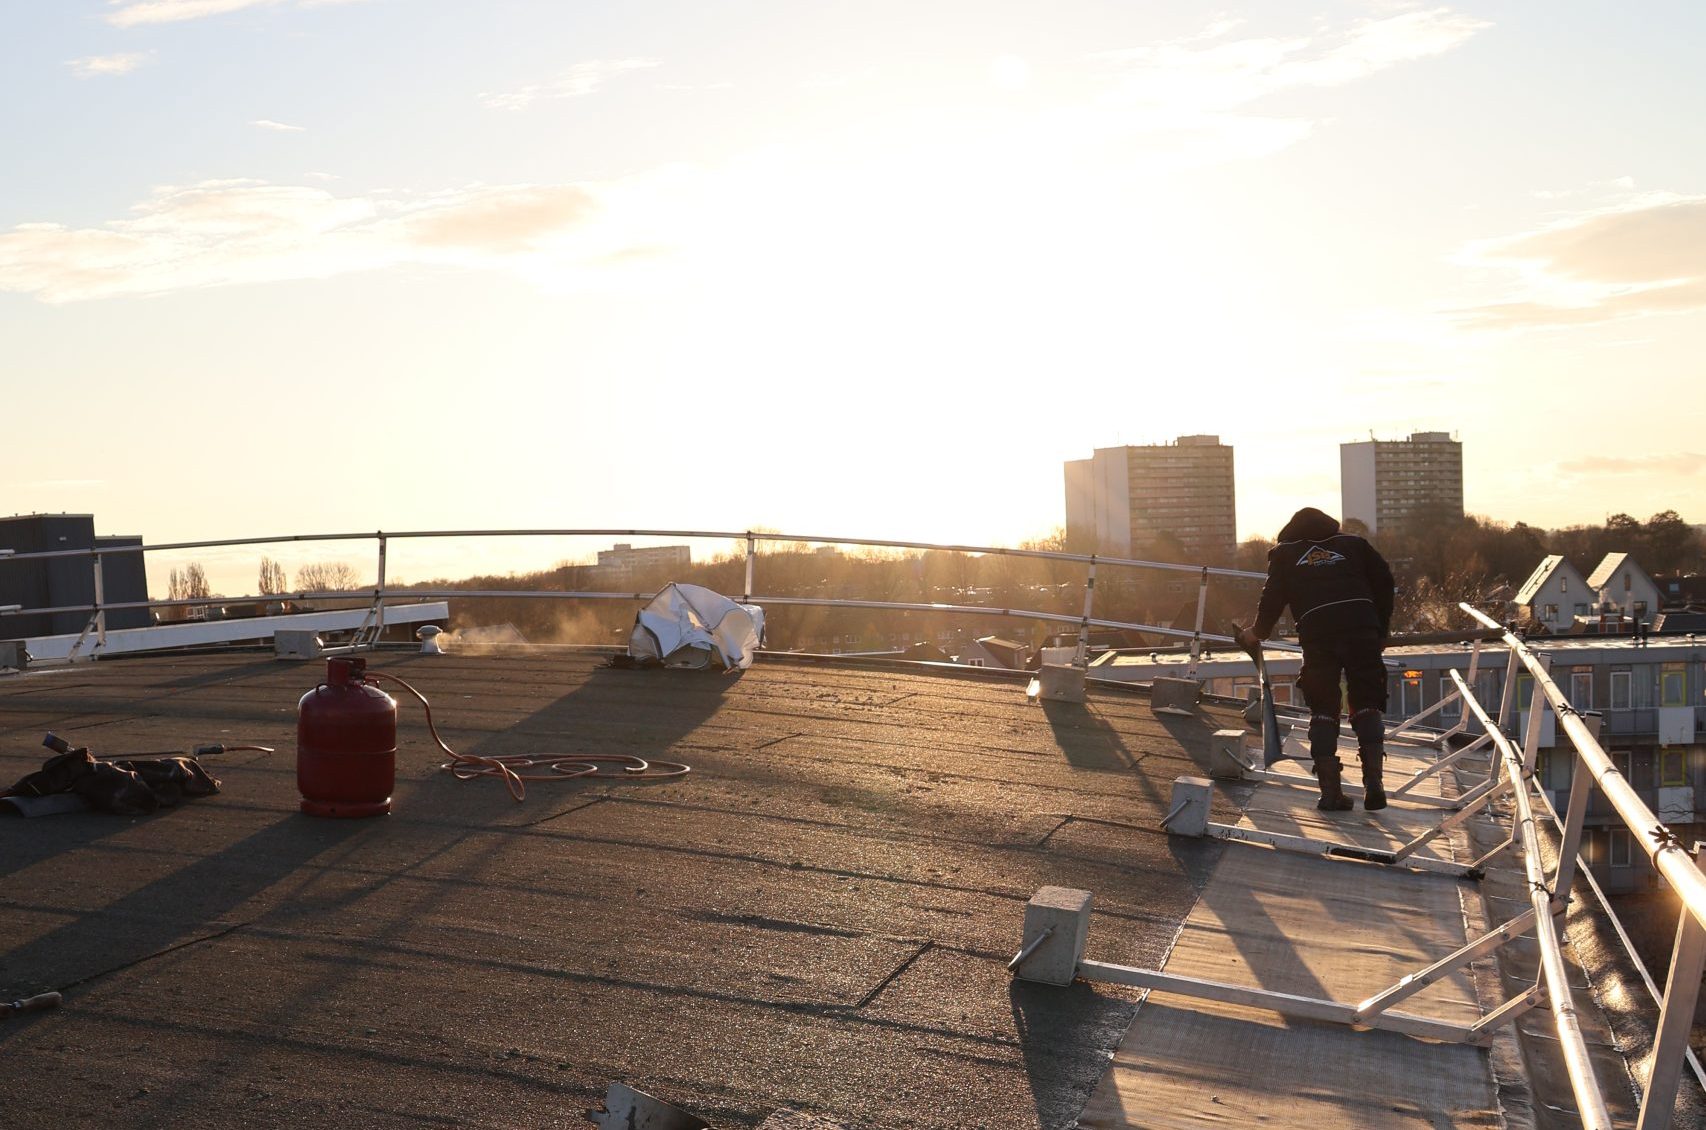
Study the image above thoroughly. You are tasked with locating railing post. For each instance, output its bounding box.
[1521,653,1553,778]
[1550,711,1600,910]
[1636,845,1706,1130]
[1497,646,1522,734]
[1186,566,1209,679]
[374,532,388,645]
[1076,557,1096,668]
[744,532,756,603]
[92,552,107,649]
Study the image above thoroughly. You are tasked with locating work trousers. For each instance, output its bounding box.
[1295,626,1388,717]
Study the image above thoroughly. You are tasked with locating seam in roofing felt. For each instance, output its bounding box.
[852,941,934,1010]
[57,918,253,993]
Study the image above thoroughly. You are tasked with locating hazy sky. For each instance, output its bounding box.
[5,1,1705,589]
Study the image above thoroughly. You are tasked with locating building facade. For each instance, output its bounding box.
[1340,431,1464,535]
[1064,436,1237,563]
[592,543,691,583]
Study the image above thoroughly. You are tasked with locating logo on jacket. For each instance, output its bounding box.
[1297,545,1347,567]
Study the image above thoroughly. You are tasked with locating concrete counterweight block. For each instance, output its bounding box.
[587,1083,708,1130]
[1208,728,1254,780]
[1163,776,1213,837]
[1038,663,1086,703]
[1150,676,1201,716]
[1016,886,1092,986]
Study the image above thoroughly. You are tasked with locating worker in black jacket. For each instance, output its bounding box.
[1235,507,1396,811]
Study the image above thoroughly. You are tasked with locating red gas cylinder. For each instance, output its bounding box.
[297,656,397,817]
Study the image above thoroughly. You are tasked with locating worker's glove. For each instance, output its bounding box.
[1233,625,1261,655]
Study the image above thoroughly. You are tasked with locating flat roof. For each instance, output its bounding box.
[0,650,1224,1128]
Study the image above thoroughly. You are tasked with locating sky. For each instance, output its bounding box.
[4,1,1705,592]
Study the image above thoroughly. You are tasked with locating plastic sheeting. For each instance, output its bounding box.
[629,583,765,670]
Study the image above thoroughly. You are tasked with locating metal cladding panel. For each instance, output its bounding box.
[95,536,151,629]
[1,515,94,638]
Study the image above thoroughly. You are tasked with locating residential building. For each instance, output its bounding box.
[592,542,691,583]
[1515,554,1591,634]
[1586,552,1662,628]
[1339,431,1464,535]
[1064,436,1237,563]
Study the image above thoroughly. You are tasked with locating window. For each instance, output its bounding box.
[1574,603,1589,617]
[1623,572,1632,592]
[1661,665,1687,707]
[1634,601,1648,619]
[1612,750,1633,780]
[1609,829,1632,867]
[1561,577,1569,592]
[1476,669,1500,709]
[1569,670,1593,711]
[1544,603,1559,621]
[1439,675,1462,722]
[1610,670,1632,710]
[1516,674,1535,710]
[1660,749,1688,786]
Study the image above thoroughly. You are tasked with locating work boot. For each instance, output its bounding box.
[1315,761,1354,811]
[1307,712,1352,809]
[1351,708,1387,811]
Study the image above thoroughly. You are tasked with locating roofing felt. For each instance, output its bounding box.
[0,650,1232,1130]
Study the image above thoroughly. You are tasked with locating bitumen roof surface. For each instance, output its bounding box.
[0,650,1235,1129]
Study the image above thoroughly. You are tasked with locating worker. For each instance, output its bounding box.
[1235,507,1396,811]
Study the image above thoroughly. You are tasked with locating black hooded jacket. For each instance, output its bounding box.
[1252,508,1395,643]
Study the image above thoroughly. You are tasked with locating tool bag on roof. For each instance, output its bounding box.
[4,746,220,816]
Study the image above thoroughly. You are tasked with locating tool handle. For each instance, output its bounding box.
[7,991,62,1014]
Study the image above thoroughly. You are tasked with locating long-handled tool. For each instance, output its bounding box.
[4,991,61,1017]
[1234,624,1284,767]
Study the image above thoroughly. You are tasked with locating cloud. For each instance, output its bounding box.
[251,119,305,132]
[67,52,150,78]
[1454,195,1706,329]
[0,179,610,302]
[479,59,660,112]
[1556,453,1706,478]
[1079,8,1489,167]
[106,0,362,27]
[1096,7,1489,111]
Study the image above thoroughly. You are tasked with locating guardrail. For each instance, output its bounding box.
[0,526,1288,667]
[1459,602,1705,1130]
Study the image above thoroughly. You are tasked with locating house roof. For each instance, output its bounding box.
[1586,551,1653,592]
[1514,554,1585,606]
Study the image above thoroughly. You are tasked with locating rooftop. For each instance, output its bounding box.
[3,646,1699,1128]
[1,649,1220,1128]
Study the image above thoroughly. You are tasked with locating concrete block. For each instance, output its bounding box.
[1208,728,1254,779]
[1016,886,1092,986]
[1038,663,1085,703]
[1150,676,1201,716]
[274,630,322,660]
[1164,776,1213,837]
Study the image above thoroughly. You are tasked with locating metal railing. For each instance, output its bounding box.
[1457,602,1706,1130]
[0,526,1280,668]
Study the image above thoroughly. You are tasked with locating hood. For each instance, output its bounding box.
[1277,507,1340,543]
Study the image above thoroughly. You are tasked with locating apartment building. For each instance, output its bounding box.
[1340,431,1464,535]
[1064,436,1237,563]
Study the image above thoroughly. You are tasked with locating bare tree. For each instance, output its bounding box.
[168,563,210,601]
[296,561,362,593]
[258,556,289,594]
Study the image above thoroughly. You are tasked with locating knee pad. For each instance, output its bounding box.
[1350,707,1384,748]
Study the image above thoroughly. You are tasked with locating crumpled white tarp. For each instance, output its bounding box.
[629,583,765,670]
